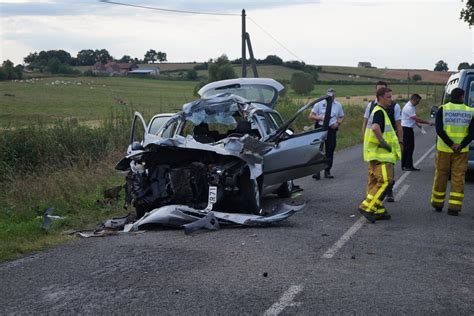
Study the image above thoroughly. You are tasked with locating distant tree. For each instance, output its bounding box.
[194,62,208,71]
[458,62,471,70]
[77,49,96,66]
[284,60,306,71]
[144,49,158,63]
[412,74,422,82]
[156,51,167,63]
[186,69,198,80]
[460,0,474,26]
[94,49,112,64]
[291,72,314,95]
[119,55,132,63]
[208,55,237,82]
[0,60,23,80]
[434,60,449,72]
[263,55,283,65]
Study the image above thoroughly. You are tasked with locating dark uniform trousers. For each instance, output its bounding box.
[402,127,415,168]
[431,151,468,211]
[325,128,337,173]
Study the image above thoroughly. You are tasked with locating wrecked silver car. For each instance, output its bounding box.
[116,78,333,218]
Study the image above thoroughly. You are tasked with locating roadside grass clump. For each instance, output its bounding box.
[0,110,130,181]
[0,113,133,261]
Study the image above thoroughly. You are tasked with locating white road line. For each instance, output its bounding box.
[394,144,436,190]
[395,184,410,201]
[321,144,436,259]
[321,217,365,259]
[263,285,303,316]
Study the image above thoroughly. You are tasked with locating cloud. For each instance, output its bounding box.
[0,0,320,17]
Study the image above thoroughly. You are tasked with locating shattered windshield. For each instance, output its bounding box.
[201,84,277,106]
[182,93,248,126]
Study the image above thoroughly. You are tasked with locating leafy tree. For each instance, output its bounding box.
[284,60,306,71]
[290,72,314,95]
[460,0,474,26]
[0,60,23,80]
[208,55,237,82]
[458,62,471,70]
[119,55,132,63]
[94,49,112,64]
[77,49,96,66]
[434,60,449,72]
[263,55,283,65]
[144,49,158,63]
[157,51,167,63]
[412,74,422,82]
[186,69,198,80]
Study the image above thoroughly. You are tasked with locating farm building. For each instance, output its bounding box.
[128,68,160,76]
[93,61,138,75]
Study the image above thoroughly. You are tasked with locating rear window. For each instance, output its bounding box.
[201,84,277,106]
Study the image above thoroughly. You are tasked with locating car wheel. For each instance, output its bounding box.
[239,169,261,214]
[276,180,294,198]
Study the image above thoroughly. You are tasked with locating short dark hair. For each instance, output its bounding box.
[450,88,465,103]
[375,81,387,88]
[411,93,422,101]
[376,87,392,100]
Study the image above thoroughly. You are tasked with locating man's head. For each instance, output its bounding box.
[376,87,393,107]
[375,80,388,93]
[450,88,465,104]
[410,93,422,106]
[327,88,336,99]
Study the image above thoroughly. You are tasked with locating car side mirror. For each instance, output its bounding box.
[131,141,144,151]
[430,105,439,118]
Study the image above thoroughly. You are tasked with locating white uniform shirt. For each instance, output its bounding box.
[363,101,401,121]
[312,99,344,126]
[401,101,417,128]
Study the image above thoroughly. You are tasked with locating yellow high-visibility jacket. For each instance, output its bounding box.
[364,105,401,163]
[437,102,474,153]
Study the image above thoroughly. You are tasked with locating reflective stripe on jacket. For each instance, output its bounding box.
[437,102,474,153]
[364,105,401,163]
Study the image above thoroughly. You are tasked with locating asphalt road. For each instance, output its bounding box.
[1,126,473,315]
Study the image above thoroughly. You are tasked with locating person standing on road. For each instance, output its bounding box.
[309,88,345,180]
[361,81,403,202]
[431,88,474,216]
[358,87,401,223]
[401,94,434,171]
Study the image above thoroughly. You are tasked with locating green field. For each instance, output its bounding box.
[0,77,197,127]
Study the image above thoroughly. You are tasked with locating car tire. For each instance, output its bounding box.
[276,180,294,198]
[239,169,261,214]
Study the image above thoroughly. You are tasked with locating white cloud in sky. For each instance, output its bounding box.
[0,0,472,70]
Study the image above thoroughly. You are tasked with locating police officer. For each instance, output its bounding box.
[361,81,403,202]
[358,87,401,223]
[309,88,345,179]
[431,88,474,216]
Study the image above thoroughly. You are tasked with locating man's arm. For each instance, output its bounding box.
[460,119,474,149]
[410,115,434,125]
[395,120,403,143]
[372,123,391,151]
[308,111,323,122]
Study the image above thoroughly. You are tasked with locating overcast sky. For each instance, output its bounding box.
[0,0,472,70]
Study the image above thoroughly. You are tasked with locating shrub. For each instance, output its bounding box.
[291,72,314,95]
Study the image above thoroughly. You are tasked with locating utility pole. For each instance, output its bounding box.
[241,9,247,78]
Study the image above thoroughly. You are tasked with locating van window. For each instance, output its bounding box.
[468,80,474,107]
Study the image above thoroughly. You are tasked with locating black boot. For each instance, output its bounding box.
[324,170,334,179]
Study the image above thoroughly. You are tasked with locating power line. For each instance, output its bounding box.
[247,16,304,63]
[99,0,239,16]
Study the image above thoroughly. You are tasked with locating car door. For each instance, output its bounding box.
[262,96,333,185]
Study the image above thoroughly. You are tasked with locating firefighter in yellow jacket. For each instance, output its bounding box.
[358,87,401,223]
[431,88,474,216]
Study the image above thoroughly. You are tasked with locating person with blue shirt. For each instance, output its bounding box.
[309,88,345,179]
